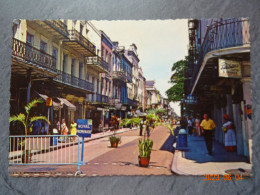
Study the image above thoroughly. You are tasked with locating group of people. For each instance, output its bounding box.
[56,119,77,136]
[180,113,237,156]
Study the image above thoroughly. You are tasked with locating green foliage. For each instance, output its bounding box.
[166,58,188,102]
[138,138,153,158]
[9,98,49,135]
[120,117,141,127]
[109,135,121,143]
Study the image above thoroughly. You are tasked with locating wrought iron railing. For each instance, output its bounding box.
[67,29,96,54]
[86,56,109,72]
[190,18,250,92]
[127,98,139,106]
[101,95,109,103]
[12,38,57,72]
[112,71,127,81]
[54,70,94,92]
[44,20,68,37]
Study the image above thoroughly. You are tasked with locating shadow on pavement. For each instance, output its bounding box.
[184,136,249,163]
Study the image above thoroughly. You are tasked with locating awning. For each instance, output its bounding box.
[38,93,62,110]
[57,97,76,111]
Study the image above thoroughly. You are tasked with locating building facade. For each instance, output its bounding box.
[186,18,251,161]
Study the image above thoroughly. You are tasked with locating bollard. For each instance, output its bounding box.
[178,129,187,147]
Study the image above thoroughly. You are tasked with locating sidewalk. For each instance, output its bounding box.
[171,135,252,176]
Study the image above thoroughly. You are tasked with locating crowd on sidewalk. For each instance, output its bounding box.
[178,113,237,156]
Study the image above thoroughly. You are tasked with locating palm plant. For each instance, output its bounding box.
[9,98,49,135]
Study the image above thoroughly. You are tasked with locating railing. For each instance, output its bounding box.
[190,18,250,92]
[87,93,109,104]
[112,71,127,81]
[96,93,101,102]
[44,20,68,37]
[127,98,139,106]
[54,70,94,92]
[68,29,96,54]
[126,73,132,82]
[9,135,83,176]
[12,38,57,72]
[86,56,109,72]
[101,95,109,103]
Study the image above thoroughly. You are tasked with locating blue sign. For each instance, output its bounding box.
[76,119,92,137]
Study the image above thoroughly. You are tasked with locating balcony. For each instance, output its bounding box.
[86,56,109,73]
[86,93,109,104]
[127,98,139,107]
[112,71,128,82]
[190,18,250,93]
[54,70,94,93]
[12,38,57,75]
[63,29,96,56]
[27,20,68,39]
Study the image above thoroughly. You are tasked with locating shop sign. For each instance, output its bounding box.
[77,119,92,137]
[218,59,242,78]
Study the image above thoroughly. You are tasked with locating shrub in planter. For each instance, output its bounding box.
[138,138,153,167]
[109,135,121,148]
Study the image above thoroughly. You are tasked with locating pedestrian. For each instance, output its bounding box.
[180,117,188,130]
[223,114,237,152]
[200,114,216,155]
[61,119,68,135]
[70,120,77,141]
[56,120,61,133]
[195,115,201,136]
[187,117,193,136]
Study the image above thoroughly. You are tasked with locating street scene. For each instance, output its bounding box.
[9,18,252,177]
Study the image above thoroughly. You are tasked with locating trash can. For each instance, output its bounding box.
[50,128,59,146]
[178,129,187,147]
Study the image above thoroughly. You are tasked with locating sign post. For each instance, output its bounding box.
[77,119,92,165]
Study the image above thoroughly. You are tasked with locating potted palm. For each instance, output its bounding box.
[9,98,49,163]
[138,138,153,167]
[109,115,121,148]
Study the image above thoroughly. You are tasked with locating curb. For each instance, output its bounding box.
[171,150,189,176]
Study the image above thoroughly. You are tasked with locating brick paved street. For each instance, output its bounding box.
[9,126,175,177]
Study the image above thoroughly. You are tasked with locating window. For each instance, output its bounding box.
[80,24,83,35]
[86,73,89,81]
[52,47,58,67]
[71,58,75,76]
[40,40,47,52]
[26,32,34,46]
[97,78,99,94]
[63,54,67,72]
[79,62,83,79]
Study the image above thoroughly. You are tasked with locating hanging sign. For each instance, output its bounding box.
[46,97,53,106]
[77,119,92,137]
[218,59,242,78]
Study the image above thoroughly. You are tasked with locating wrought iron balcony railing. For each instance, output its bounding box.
[101,95,109,103]
[67,29,96,55]
[112,71,127,82]
[86,56,109,72]
[44,20,68,37]
[190,18,250,92]
[54,70,94,92]
[127,98,139,106]
[12,38,57,72]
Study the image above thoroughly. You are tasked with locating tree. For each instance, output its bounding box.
[166,57,188,102]
[9,98,50,135]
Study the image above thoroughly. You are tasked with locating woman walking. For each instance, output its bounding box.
[223,114,237,152]
[195,115,201,136]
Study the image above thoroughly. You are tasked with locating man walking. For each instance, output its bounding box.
[200,114,216,155]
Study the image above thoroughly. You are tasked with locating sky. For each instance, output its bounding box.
[91,20,189,116]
